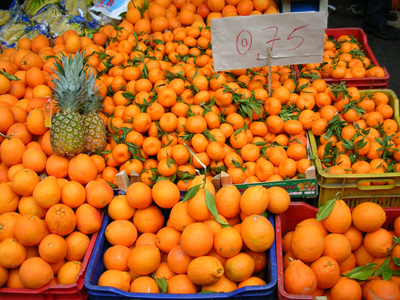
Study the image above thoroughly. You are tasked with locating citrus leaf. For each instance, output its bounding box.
[374,257,391,280]
[198,290,215,293]
[154,275,168,293]
[0,70,20,81]
[344,263,377,281]
[182,184,200,203]
[204,189,230,227]
[316,198,335,221]
[394,257,400,267]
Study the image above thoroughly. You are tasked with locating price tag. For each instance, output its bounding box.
[211,12,326,71]
[44,96,52,128]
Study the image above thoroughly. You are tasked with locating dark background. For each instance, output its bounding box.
[328,0,400,96]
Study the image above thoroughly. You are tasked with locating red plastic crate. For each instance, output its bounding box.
[275,202,399,300]
[295,28,389,89]
[0,222,101,299]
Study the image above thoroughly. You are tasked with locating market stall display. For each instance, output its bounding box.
[0,0,399,298]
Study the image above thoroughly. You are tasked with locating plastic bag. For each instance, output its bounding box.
[62,0,88,18]
[0,21,42,47]
[51,14,84,37]
[88,0,130,21]
[31,4,64,28]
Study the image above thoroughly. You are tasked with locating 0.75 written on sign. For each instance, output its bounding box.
[211,12,326,72]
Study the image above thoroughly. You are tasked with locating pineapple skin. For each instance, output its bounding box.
[50,112,86,156]
[83,112,107,154]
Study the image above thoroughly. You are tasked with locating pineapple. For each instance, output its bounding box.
[81,68,107,154]
[50,52,87,156]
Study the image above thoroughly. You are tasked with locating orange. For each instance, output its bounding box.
[240,214,274,252]
[366,279,400,300]
[108,195,136,221]
[330,277,362,300]
[213,227,243,258]
[240,186,269,216]
[105,220,138,247]
[126,182,153,209]
[45,204,76,237]
[181,222,213,257]
[323,233,351,264]
[133,205,165,234]
[168,201,196,232]
[284,259,317,295]
[214,185,241,218]
[0,238,27,269]
[32,176,61,208]
[14,215,47,246]
[75,203,102,234]
[68,154,98,185]
[98,270,131,292]
[187,256,224,285]
[267,186,290,214]
[130,276,160,293]
[19,257,54,289]
[290,224,324,262]
[0,183,19,214]
[103,245,130,271]
[86,179,114,209]
[65,231,90,261]
[224,252,255,282]
[0,212,21,242]
[322,199,351,234]
[155,226,181,253]
[167,245,193,274]
[127,244,161,275]
[363,228,394,258]
[61,181,86,208]
[342,225,363,251]
[310,255,340,289]
[352,202,386,232]
[152,180,180,209]
[38,234,67,264]
[57,260,82,284]
[167,274,198,293]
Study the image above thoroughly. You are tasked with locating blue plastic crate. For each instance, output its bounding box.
[84,211,277,300]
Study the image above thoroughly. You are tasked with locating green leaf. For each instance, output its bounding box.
[154,275,168,293]
[198,290,215,293]
[394,257,400,267]
[392,270,400,276]
[182,184,200,203]
[204,189,230,227]
[316,198,335,221]
[261,211,268,218]
[344,263,377,281]
[374,257,391,278]
[0,70,20,81]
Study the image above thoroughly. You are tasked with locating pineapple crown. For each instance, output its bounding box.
[50,51,88,113]
[80,67,103,114]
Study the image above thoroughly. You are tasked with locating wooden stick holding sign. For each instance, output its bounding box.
[267,46,271,96]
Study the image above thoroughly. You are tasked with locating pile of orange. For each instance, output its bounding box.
[0,170,112,288]
[97,177,290,293]
[125,0,279,36]
[310,87,400,177]
[282,200,400,299]
[0,0,398,294]
[298,34,386,80]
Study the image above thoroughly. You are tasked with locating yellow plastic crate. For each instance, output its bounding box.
[310,89,400,208]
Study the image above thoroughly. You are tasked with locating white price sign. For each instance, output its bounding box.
[211,12,326,71]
